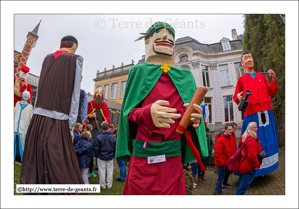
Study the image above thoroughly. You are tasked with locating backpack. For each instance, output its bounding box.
[228,140,247,173]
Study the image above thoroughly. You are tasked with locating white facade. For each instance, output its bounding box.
[174,30,245,134]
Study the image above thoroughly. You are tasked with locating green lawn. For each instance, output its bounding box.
[14,163,22,195]
[14,160,125,195]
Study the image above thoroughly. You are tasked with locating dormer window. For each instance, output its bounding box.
[221,38,231,51]
[222,41,231,51]
[180,55,189,62]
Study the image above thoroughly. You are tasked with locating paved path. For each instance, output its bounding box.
[192,148,285,195]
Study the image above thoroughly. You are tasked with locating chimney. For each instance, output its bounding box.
[142,55,145,60]
[232,29,238,40]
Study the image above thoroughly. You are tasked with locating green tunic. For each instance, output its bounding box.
[115,63,208,163]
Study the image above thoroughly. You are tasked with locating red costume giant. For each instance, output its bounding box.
[116,22,207,195]
[124,72,188,194]
[233,50,278,176]
[87,96,110,141]
[14,66,32,106]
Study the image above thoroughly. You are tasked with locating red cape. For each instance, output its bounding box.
[87,100,110,125]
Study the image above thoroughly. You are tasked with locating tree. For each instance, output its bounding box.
[242,14,285,130]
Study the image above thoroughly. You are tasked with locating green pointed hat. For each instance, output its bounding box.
[135,21,175,42]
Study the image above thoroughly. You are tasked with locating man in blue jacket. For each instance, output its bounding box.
[94,121,116,189]
[75,131,93,184]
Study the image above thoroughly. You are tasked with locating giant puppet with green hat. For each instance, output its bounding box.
[116,21,208,195]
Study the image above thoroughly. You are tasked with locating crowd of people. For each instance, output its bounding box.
[213,122,265,195]
[70,108,265,194]
[73,119,121,189]
[186,120,265,195]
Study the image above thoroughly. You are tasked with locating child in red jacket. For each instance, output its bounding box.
[214,123,233,195]
[236,122,263,195]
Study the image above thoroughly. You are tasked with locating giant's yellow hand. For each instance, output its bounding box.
[183,103,203,128]
[150,100,181,128]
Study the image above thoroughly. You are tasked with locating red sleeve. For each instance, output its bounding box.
[102,102,110,125]
[128,103,158,132]
[262,74,277,97]
[215,137,225,167]
[245,138,259,169]
[233,77,243,105]
[87,101,95,122]
[87,101,93,116]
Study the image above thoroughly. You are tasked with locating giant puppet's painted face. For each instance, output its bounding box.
[94,87,104,105]
[95,88,103,97]
[145,27,175,61]
[241,53,254,70]
[19,70,28,81]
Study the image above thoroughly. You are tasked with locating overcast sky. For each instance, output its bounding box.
[15,14,244,94]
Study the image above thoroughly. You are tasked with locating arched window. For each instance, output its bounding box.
[179,55,189,62]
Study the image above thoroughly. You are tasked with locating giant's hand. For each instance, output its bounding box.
[150,100,181,128]
[237,91,243,102]
[70,129,74,142]
[268,69,276,82]
[183,103,203,128]
[90,113,96,118]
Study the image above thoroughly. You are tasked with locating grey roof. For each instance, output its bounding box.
[87,94,93,102]
[175,36,243,53]
[137,58,145,64]
[104,100,122,111]
[237,34,243,41]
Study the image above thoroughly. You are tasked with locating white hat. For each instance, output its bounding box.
[22,90,30,100]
